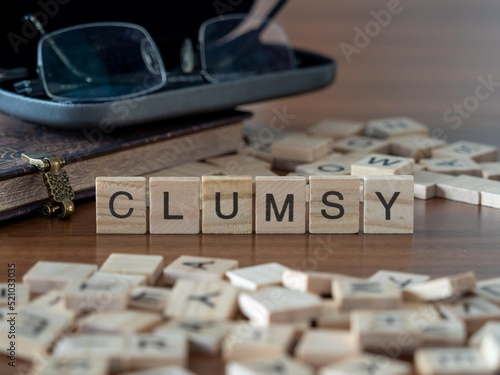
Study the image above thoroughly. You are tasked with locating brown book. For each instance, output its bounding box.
[0,110,251,222]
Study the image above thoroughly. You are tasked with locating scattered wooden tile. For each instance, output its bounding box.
[369,270,430,290]
[155,319,233,355]
[479,330,500,373]
[222,322,296,362]
[126,332,188,371]
[363,175,414,234]
[64,271,143,313]
[366,116,429,139]
[295,154,350,177]
[481,186,500,209]
[351,154,414,176]
[439,296,500,334]
[225,262,289,291]
[308,175,360,234]
[469,321,500,347]
[282,269,341,296]
[0,282,29,307]
[227,355,314,375]
[77,310,163,334]
[431,140,498,162]
[129,286,171,312]
[416,318,467,347]
[242,127,295,163]
[149,177,200,234]
[165,279,238,321]
[333,278,402,310]
[315,300,351,329]
[405,271,476,302]
[255,176,307,234]
[390,135,447,161]
[413,170,456,200]
[163,255,238,286]
[319,353,412,375]
[415,347,492,375]
[294,328,359,368]
[22,261,97,294]
[0,305,74,361]
[201,175,253,234]
[271,133,333,163]
[480,162,500,181]
[307,118,365,140]
[420,157,482,176]
[334,136,391,154]
[238,286,322,326]
[116,367,197,375]
[475,277,500,304]
[206,153,271,172]
[96,177,147,234]
[147,161,227,178]
[100,253,164,285]
[33,357,110,375]
[436,174,500,205]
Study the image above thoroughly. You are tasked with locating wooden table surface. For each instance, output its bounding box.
[2,1,500,374]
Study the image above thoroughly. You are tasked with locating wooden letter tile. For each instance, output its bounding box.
[165,279,238,321]
[225,262,290,291]
[420,157,482,176]
[475,276,500,304]
[155,319,233,355]
[479,330,500,373]
[390,135,447,161]
[309,175,360,234]
[222,322,296,362]
[333,278,402,310]
[255,176,306,234]
[227,355,314,375]
[202,176,253,234]
[282,269,342,296]
[295,154,350,177]
[469,321,500,347]
[315,300,351,329]
[100,253,164,285]
[77,310,163,334]
[405,271,476,302]
[163,255,238,285]
[34,357,110,375]
[22,261,97,294]
[0,282,29,307]
[436,174,500,205]
[294,328,359,368]
[129,286,171,312]
[363,175,414,234]
[415,347,492,375]
[351,154,414,176]
[238,286,322,326]
[116,368,196,375]
[480,161,500,180]
[481,186,500,209]
[431,140,498,162]
[366,116,429,139]
[271,133,333,163]
[413,170,456,200]
[96,177,147,234]
[319,353,412,375]
[369,270,430,290]
[149,177,200,234]
[333,136,390,154]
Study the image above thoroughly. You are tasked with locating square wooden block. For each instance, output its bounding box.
[309,175,360,234]
[351,154,414,176]
[475,276,500,304]
[227,356,314,375]
[149,177,200,234]
[22,261,97,294]
[129,286,171,312]
[115,367,196,375]
[333,278,402,310]
[315,300,351,329]
[295,154,350,177]
[78,310,163,334]
[405,271,476,302]
[413,170,456,200]
[366,116,429,139]
[436,175,500,205]
[369,270,430,290]
[225,262,289,291]
[238,286,322,326]
[363,175,414,234]
[480,161,500,180]
[0,282,30,306]
[35,357,110,375]
[96,177,147,234]
[271,133,333,163]
[440,296,500,334]
[201,175,253,234]
[320,353,412,375]
[165,279,238,321]
[420,157,482,176]
[390,135,447,161]
[100,253,164,285]
[481,186,500,209]
[334,136,391,154]
[163,255,238,285]
[282,269,341,296]
[415,348,492,375]
[431,140,498,162]
[255,176,306,234]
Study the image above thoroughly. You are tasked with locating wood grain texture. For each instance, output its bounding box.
[3,2,500,374]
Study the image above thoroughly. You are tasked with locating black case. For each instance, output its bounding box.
[0,1,336,129]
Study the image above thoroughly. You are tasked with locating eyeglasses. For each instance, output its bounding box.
[10,0,296,103]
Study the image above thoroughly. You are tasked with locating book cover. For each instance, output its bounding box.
[0,110,252,222]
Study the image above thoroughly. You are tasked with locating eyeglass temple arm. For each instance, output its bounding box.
[255,0,287,36]
[26,14,93,83]
[0,67,28,83]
